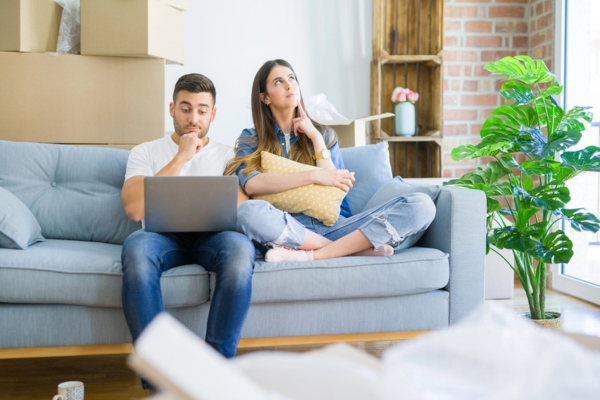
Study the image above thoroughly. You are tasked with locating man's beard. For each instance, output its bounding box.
[174,120,209,139]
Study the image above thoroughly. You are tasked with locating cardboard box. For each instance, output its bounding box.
[128,313,268,400]
[0,0,62,53]
[0,52,165,144]
[316,113,394,148]
[80,0,186,64]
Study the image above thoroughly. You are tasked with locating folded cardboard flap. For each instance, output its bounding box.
[127,306,600,399]
[564,332,600,351]
[315,113,394,148]
[129,313,390,400]
[128,313,267,400]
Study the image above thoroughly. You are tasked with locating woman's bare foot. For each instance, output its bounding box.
[265,247,315,262]
[352,244,394,257]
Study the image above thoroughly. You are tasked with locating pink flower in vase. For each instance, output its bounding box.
[391,86,418,136]
[407,91,419,104]
[391,86,419,104]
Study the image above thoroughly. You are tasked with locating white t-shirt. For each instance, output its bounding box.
[125,135,235,180]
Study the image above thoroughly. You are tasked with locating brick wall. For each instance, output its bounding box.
[529,0,555,71]
[442,0,555,179]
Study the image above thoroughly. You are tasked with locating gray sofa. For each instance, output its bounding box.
[0,139,485,350]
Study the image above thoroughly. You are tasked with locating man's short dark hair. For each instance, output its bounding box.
[173,73,216,105]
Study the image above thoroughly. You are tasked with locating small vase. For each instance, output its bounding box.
[394,101,416,136]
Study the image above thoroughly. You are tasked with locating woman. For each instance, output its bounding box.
[225,59,435,262]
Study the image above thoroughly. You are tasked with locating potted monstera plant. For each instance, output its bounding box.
[447,56,600,325]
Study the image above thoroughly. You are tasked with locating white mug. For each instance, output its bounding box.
[52,381,84,400]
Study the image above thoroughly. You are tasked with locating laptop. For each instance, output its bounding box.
[144,176,238,233]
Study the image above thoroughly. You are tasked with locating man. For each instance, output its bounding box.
[120,73,255,390]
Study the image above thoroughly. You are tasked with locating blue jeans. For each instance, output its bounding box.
[121,229,255,388]
[237,193,436,250]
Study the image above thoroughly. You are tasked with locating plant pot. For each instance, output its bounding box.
[394,101,416,136]
[520,311,562,330]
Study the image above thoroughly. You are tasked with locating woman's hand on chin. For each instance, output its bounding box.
[311,169,355,192]
[293,100,321,142]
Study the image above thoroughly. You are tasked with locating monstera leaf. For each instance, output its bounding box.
[538,82,563,98]
[516,126,547,157]
[481,105,539,138]
[451,142,510,161]
[485,55,555,84]
[474,106,544,157]
[536,230,574,264]
[557,106,593,132]
[542,130,583,157]
[561,146,600,174]
[519,158,561,176]
[487,197,503,215]
[535,97,563,137]
[500,81,536,103]
[558,208,600,233]
[522,183,570,211]
[489,222,546,254]
[513,207,540,231]
[446,161,510,189]
[490,225,573,265]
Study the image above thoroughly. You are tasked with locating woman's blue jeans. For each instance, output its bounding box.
[121,229,255,363]
[237,193,436,250]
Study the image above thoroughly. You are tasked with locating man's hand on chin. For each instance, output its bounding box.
[178,133,204,160]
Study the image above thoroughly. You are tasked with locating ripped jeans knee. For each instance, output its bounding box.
[236,200,305,249]
[360,210,402,250]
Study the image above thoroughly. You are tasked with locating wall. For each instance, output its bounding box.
[442,0,555,179]
[164,0,557,174]
[529,0,555,72]
[164,0,372,147]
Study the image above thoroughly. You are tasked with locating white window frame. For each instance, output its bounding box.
[550,0,600,306]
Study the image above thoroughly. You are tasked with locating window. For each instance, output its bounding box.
[552,0,600,305]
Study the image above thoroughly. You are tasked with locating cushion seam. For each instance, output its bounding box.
[254,255,449,273]
[0,266,208,277]
[251,288,449,304]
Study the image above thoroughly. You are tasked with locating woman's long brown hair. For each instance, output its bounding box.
[224,59,337,177]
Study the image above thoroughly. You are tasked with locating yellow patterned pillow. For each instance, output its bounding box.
[253,151,347,226]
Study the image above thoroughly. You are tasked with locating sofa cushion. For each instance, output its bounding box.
[340,142,393,215]
[253,151,346,226]
[0,140,141,245]
[0,239,209,308]
[363,176,442,212]
[0,187,45,249]
[248,246,449,304]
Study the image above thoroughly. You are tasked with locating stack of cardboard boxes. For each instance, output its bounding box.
[0,0,189,149]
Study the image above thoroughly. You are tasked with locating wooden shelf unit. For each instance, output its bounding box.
[379,52,442,67]
[370,0,443,178]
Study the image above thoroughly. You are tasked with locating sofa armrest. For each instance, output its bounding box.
[418,185,486,325]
